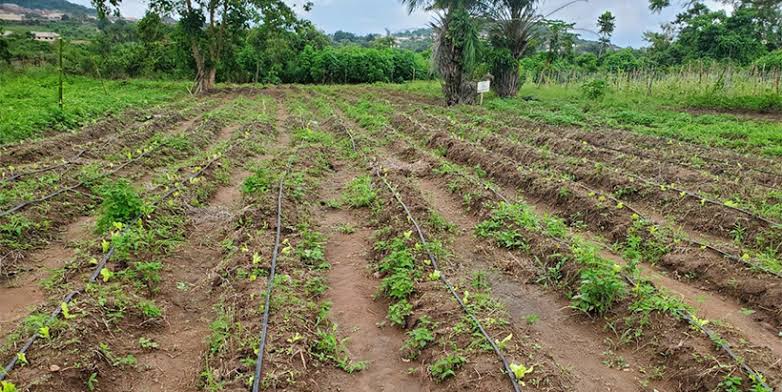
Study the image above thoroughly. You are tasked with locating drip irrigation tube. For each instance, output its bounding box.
[0,141,239,381]
[0,144,162,219]
[251,170,287,392]
[373,166,522,392]
[324,108,520,391]
[404,112,781,279]
[447,160,773,391]
[0,149,87,186]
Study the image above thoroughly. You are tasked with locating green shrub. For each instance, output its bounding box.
[96,180,145,233]
[342,175,376,208]
[571,267,626,315]
[580,79,609,100]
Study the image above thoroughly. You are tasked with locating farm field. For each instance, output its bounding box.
[0,84,781,392]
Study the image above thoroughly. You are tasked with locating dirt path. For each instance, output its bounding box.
[415,177,671,392]
[0,216,93,332]
[317,164,426,392]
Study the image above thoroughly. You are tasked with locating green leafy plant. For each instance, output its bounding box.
[388,299,413,327]
[96,179,146,233]
[139,337,159,350]
[580,79,609,100]
[311,327,367,373]
[342,175,376,208]
[402,320,435,360]
[510,363,534,385]
[242,167,274,195]
[429,353,466,381]
[0,382,17,392]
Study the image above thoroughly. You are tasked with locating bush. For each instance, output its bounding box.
[96,180,145,233]
[580,79,609,100]
[754,49,782,70]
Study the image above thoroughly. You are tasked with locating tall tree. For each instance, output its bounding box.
[597,11,615,57]
[486,0,540,98]
[91,0,310,94]
[544,19,576,64]
[400,0,486,105]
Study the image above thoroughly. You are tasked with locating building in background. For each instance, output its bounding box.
[32,32,60,42]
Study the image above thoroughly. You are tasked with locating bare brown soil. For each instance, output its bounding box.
[318,164,427,392]
[3,86,781,392]
[372,86,782,187]
[383,111,782,335]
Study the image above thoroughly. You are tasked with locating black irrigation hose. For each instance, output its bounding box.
[326,109,521,390]
[0,149,87,186]
[0,141,240,382]
[373,166,522,392]
[448,161,773,391]
[331,94,774,390]
[403,113,782,279]
[0,144,163,219]
[252,170,288,392]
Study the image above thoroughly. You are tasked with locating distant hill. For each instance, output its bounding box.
[1,0,95,16]
[393,26,623,55]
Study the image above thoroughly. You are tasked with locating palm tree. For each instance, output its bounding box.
[486,0,540,97]
[597,11,616,58]
[400,0,486,105]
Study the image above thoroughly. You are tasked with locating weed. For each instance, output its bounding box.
[470,271,490,290]
[95,179,146,233]
[572,267,626,314]
[342,175,376,208]
[208,307,232,354]
[98,343,137,367]
[305,277,328,297]
[311,327,367,373]
[139,337,159,350]
[428,211,456,233]
[336,223,355,234]
[132,261,163,291]
[137,300,163,320]
[86,373,98,391]
[242,166,274,195]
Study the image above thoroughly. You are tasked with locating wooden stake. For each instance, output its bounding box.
[58,37,63,111]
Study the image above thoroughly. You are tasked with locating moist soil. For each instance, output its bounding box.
[317,163,427,392]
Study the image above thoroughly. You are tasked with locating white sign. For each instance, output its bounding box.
[477,80,491,94]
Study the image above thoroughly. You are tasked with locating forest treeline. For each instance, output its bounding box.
[0,0,780,95]
[0,12,430,84]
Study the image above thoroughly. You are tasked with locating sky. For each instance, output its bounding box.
[68,0,732,48]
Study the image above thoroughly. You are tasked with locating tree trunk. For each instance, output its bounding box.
[439,33,475,105]
[494,64,520,98]
[191,52,216,95]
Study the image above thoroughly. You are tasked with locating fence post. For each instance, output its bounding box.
[58,37,63,111]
